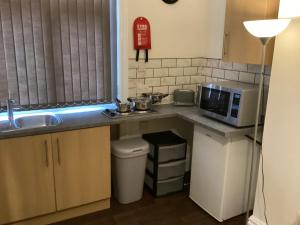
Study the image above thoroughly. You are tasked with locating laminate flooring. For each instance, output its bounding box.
[52,189,246,225]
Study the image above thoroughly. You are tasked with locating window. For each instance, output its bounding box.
[0,0,113,108]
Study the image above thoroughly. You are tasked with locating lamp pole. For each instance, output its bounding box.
[245,37,271,225]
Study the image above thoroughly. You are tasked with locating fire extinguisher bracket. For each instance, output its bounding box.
[133,17,151,62]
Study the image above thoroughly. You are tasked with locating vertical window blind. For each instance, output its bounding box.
[0,0,111,108]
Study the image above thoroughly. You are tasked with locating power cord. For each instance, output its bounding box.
[261,150,269,225]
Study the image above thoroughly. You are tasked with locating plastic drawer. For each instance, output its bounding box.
[149,143,186,163]
[145,173,184,197]
[143,131,187,163]
[146,159,186,180]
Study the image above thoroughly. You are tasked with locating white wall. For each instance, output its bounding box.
[118,0,226,100]
[250,17,300,225]
[127,0,226,59]
[278,0,300,18]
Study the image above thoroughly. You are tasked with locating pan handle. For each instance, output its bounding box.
[127,97,136,102]
[115,98,121,104]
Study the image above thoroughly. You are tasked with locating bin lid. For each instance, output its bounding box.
[112,138,150,158]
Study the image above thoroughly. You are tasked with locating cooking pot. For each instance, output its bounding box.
[115,98,131,113]
[142,92,169,104]
[127,97,152,111]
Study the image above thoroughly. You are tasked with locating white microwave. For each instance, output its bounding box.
[197,81,263,127]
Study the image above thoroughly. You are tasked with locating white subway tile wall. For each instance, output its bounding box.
[212,69,225,79]
[162,59,177,68]
[177,58,192,67]
[128,58,271,104]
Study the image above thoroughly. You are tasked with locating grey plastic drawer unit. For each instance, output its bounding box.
[143,131,187,197]
[146,159,186,180]
[145,173,184,197]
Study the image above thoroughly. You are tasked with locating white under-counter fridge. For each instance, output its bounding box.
[189,124,260,222]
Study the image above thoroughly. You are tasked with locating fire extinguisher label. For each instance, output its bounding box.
[138,33,142,46]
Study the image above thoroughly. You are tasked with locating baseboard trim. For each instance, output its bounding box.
[248,215,266,225]
[12,199,110,225]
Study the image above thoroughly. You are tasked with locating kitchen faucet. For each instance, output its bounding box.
[7,99,16,127]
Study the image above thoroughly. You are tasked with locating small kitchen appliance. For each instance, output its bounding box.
[197,81,263,127]
[173,89,195,106]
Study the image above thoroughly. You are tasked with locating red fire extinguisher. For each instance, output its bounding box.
[133,17,151,62]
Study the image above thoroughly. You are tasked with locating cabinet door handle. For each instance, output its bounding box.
[57,138,61,165]
[44,140,49,167]
[223,32,230,57]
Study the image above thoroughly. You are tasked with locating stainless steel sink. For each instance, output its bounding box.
[14,114,62,129]
[0,114,62,133]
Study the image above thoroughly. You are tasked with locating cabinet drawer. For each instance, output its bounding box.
[149,143,186,163]
[146,159,186,180]
[145,174,184,197]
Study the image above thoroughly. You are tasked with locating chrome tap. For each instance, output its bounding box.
[7,99,16,127]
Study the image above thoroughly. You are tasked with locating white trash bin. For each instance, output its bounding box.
[112,138,149,204]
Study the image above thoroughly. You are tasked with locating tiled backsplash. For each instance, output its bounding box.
[128,58,271,104]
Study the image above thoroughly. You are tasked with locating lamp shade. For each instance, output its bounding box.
[243,19,291,38]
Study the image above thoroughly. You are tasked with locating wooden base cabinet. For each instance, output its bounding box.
[0,135,56,224]
[0,126,110,225]
[52,127,111,210]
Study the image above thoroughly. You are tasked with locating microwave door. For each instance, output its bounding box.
[200,87,231,117]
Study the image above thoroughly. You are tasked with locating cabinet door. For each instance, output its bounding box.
[189,125,228,221]
[223,0,279,65]
[0,135,56,224]
[52,126,111,210]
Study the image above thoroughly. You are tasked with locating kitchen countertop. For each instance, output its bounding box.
[0,104,257,139]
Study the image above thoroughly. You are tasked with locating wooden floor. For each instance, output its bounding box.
[52,189,246,225]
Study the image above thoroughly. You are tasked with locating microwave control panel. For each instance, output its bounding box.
[231,93,241,118]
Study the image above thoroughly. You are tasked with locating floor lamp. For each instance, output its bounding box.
[243,19,291,225]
